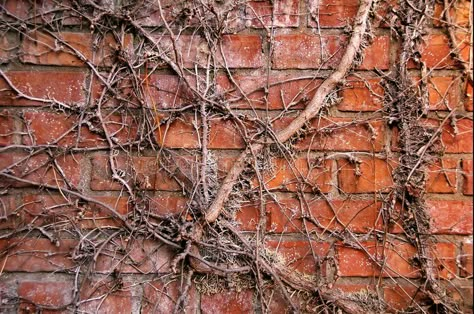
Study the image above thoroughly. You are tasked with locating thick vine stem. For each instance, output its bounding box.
[205,0,374,223]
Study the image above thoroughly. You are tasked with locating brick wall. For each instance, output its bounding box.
[0,0,472,313]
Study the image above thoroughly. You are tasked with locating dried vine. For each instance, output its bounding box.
[0,0,471,313]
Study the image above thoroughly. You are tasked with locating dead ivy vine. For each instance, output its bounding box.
[0,0,471,313]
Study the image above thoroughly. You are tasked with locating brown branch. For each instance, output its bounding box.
[205,0,374,223]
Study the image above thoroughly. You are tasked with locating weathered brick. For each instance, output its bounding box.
[157,115,199,148]
[441,118,473,153]
[142,279,198,314]
[433,0,471,28]
[267,198,382,233]
[216,74,322,110]
[337,241,420,277]
[256,158,332,193]
[308,0,358,28]
[79,280,133,313]
[201,289,254,314]
[462,159,473,195]
[146,74,194,109]
[0,33,19,64]
[156,34,263,69]
[22,111,100,147]
[427,76,463,110]
[20,31,133,67]
[0,152,82,188]
[220,35,264,68]
[383,285,429,311]
[208,118,247,149]
[337,157,395,193]
[90,155,181,191]
[0,238,77,272]
[148,195,188,217]
[426,200,473,235]
[272,34,336,69]
[433,242,457,280]
[357,36,390,70]
[272,35,389,70]
[0,111,15,146]
[280,117,386,152]
[0,196,18,229]
[465,80,473,111]
[21,194,128,229]
[425,158,458,193]
[246,0,299,27]
[265,239,330,274]
[461,240,473,277]
[338,77,384,112]
[235,202,261,231]
[419,34,470,69]
[0,71,85,106]
[18,281,73,313]
[95,238,176,273]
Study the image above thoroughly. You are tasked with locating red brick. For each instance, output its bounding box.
[0,33,19,64]
[21,194,128,229]
[20,31,133,67]
[265,158,332,192]
[357,36,390,70]
[146,74,194,109]
[272,34,336,69]
[433,242,457,280]
[426,200,473,235]
[157,115,199,148]
[462,159,473,195]
[267,198,382,233]
[461,240,473,277]
[142,279,198,314]
[22,111,100,147]
[0,238,77,272]
[419,34,470,69]
[337,157,395,193]
[95,238,176,273]
[281,117,386,152]
[383,285,429,311]
[246,0,299,28]
[133,0,185,27]
[425,158,458,193]
[156,34,263,69]
[422,117,473,153]
[465,80,473,111]
[1,0,76,23]
[79,279,132,313]
[433,0,471,28]
[272,35,389,70]
[443,118,473,153]
[209,118,256,149]
[0,196,18,229]
[220,35,264,68]
[235,202,261,231]
[0,71,85,106]
[308,0,358,28]
[0,111,15,146]
[265,239,329,274]
[90,155,181,191]
[338,77,384,111]
[201,289,254,314]
[18,281,73,313]
[148,195,187,217]
[216,74,322,110]
[0,152,82,188]
[337,241,420,277]
[428,76,462,110]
